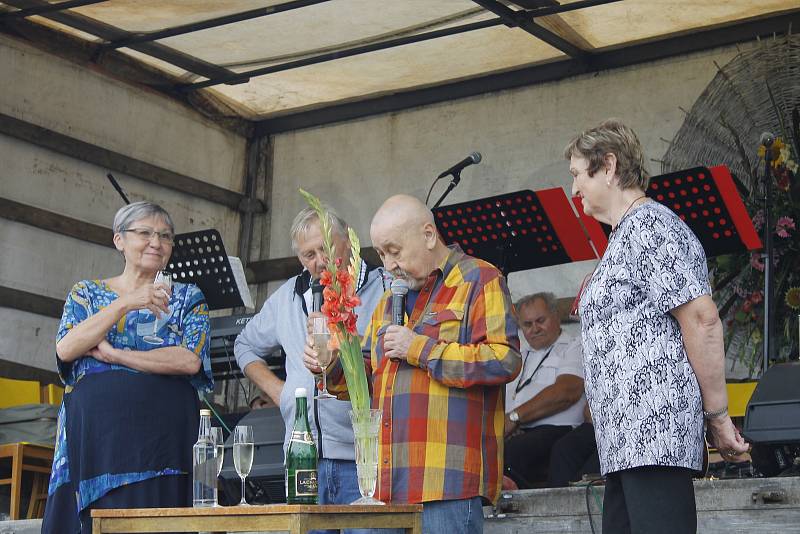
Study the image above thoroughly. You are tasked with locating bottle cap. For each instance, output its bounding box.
[295,387,307,397]
[200,409,212,416]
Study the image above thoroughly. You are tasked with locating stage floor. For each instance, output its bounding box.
[4,477,800,533]
[484,476,800,533]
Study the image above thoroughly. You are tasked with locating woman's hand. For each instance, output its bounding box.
[121,282,171,317]
[87,339,120,364]
[706,416,749,460]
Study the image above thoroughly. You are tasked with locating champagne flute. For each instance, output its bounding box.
[210,427,224,506]
[142,270,172,344]
[233,425,254,506]
[313,317,336,400]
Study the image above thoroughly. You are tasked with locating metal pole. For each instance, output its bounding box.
[762,142,775,376]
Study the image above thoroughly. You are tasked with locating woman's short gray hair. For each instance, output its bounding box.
[112,201,174,235]
[290,206,348,252]
[563,118,650,190]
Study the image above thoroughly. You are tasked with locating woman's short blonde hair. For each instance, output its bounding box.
[563,118,650,190]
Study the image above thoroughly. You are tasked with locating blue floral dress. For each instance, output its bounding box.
[42,280,213,533]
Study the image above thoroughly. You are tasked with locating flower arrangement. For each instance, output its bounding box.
[710,119,800,376]
[299,188,371,412]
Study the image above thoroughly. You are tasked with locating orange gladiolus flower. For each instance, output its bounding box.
[320,270,333,286]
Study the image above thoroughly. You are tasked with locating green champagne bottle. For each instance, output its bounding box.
[285,387,318,504]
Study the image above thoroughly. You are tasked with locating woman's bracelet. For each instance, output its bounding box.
[703,406,728,420]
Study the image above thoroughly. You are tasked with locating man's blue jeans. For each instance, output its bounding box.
[378,496,485,534]
[420,497,484,534]
[314,460,484,534]
[312,458,378,534]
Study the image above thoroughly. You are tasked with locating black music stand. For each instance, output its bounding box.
[167,229,246,311]
[433,189,596,275]
[648,166,761,256]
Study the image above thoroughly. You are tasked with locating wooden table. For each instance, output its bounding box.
[92,503,423,533]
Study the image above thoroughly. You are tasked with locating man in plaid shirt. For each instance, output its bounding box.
[307,194,521,533]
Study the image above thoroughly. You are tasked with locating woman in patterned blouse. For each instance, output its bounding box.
[565,119,748,533]
[42,201,212,534]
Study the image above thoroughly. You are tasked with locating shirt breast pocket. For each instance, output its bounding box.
[420,307,464,343]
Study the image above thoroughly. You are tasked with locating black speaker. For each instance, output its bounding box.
[218,407,286,505]
[743,361,800,444]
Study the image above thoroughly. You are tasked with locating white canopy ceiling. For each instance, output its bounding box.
[4,0,799,124]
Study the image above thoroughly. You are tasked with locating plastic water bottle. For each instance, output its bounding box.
[192,408,217,507]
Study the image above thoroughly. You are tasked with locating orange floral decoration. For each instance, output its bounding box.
[320,258,361,336]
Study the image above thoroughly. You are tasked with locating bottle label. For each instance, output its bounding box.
[295,469,318,496]
[290,431,313,444]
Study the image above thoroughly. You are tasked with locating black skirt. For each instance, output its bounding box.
[42,370,200,533]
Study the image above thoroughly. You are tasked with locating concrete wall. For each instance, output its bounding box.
[0,35,248,373]
[268,44,743,304]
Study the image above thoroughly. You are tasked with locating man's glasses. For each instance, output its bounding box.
[123,228,175,245]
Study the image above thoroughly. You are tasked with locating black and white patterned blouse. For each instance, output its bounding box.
[579,200,710,475]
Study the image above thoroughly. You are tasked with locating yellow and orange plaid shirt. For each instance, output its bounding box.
[331,245,521,504]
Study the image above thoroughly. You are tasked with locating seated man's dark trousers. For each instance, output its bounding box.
[504,424,573,488]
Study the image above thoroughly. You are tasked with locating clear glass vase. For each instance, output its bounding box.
[349,409,384,505]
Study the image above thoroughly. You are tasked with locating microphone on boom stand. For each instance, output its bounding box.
[760,132,776,374]
[426,152,482,208]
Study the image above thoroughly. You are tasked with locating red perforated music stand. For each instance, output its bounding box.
[573,165,762,257]
[433,188,597,275]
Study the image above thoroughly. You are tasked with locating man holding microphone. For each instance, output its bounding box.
[235,206,386,514]
[306,194,521,534]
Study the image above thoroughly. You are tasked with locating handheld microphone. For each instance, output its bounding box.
[390,279,409,326]
[311,279,324,313]
[760,132,775,148]
[437,152,482,179]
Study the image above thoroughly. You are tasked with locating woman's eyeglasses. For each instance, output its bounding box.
[123,228,175,245]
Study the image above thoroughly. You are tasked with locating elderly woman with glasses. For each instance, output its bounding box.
[42,201,212,534]
[567,119,748,533]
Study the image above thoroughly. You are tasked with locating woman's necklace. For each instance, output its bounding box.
[571,194,649,317]
[609,194,648,239]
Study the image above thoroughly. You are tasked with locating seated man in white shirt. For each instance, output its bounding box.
[504,292,585,488]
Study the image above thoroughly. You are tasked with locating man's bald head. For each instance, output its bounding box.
[371,194,433,236]
[370,194,448,290]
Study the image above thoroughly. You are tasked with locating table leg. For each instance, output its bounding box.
[289,513,310,534]
[93,517,103,534]
[406,512,423,534]
[10,445,22,520]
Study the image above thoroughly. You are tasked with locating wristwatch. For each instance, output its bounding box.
[509,410,520,423]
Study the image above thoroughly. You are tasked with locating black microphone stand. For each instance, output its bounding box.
[432,171,462,209]
[494,241,513,278]
[106,173,130,204]
[762,143,775,376]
